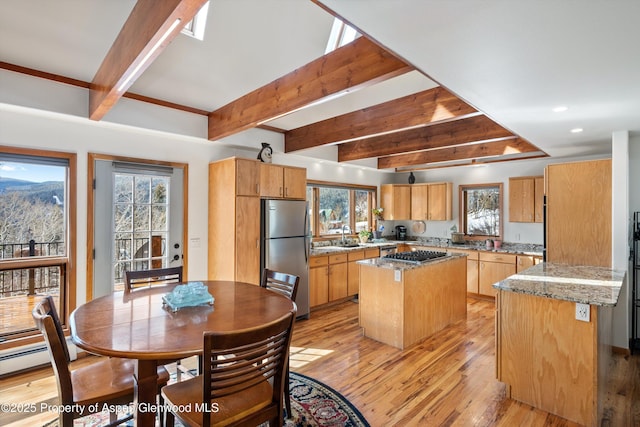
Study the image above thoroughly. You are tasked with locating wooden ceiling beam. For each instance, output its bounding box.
[338,115,514,161]
[89,0,208,121]
[207,36,412,141]
[284,87,478,152]
[377,138,540,169]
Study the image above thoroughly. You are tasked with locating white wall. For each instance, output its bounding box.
[612,131,630,349]
[0,100,391,306]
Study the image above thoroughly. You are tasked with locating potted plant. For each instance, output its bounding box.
[372,208,384,238]
[372,207,384,221]
[450,225,465,244]
[358,229,373,243]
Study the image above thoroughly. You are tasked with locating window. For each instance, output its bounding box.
[0,147,76,344]
[325,18,360,54]
[307,181,376,237]
[181,1,210,40]
[459,183,503,240]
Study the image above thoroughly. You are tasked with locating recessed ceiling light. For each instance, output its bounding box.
[553,106,569,113]
[570,128,583,133]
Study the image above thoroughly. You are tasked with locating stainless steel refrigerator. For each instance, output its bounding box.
[261,199,310,319]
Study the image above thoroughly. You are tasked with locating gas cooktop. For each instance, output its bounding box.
[383,250,447,264]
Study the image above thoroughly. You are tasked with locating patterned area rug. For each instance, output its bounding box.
[41,371,369,427]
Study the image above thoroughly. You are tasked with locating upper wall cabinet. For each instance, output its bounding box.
[509,176,543,223]
[381,184,411,220]
[230,158,305,200]
[261,163,307,199]
[410,183,452,221]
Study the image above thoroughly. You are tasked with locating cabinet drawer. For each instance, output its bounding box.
[479,252,517,264]
[448,249,479,260]
[364,248,380,258]
[329,253,348,264]
[348,250,365,261]
[309,256,328,267]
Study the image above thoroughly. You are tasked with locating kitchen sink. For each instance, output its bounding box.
[336,243,361,248]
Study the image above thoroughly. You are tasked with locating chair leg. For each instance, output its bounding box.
[284,365,292,418]
[166,411,175,427]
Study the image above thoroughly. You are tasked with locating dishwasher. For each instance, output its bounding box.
[379,244,398,257]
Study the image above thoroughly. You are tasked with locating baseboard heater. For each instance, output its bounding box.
[0,339,77,376]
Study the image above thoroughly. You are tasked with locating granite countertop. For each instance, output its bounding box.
[310,238,543,257]
[356,253,466,271]
[493,262,625,306]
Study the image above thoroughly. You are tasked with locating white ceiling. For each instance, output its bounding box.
[319,0,640,159]
[1,0,639,165]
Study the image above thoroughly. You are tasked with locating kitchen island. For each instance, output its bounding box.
[357,252,467,349]
[494,262,625,426]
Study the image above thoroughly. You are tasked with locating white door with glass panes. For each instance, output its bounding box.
[93,160,184,298]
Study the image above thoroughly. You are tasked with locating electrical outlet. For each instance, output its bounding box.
[576,303,590,322]
[394,270,401,282]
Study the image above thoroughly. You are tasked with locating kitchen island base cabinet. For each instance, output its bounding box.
[496,290,613,427]
[359,256,467,350]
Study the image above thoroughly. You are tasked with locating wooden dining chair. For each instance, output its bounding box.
[124,265,197,380]
[123,265,183,294]
[32,296,170,427]
[161,308,297,427]
[260,268,300,301]
[260,268,300,418]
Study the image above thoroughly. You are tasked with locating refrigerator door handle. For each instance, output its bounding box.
[304,207,310,263]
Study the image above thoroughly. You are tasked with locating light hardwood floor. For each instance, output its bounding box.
[1,297,638,426]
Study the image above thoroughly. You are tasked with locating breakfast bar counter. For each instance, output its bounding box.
[493,262,625,426]
[357,253,467,349]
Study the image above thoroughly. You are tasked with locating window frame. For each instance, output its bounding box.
[458,182,503,241]
[0,146,76,349]
[307,180,377,239]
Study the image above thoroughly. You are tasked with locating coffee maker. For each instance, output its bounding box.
[395,225,407,240]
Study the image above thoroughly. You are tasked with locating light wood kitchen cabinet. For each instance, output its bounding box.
[310,253,349,306]
[381,184,411,220]
[427,182,452,220]
[309,256,329,307]
[545,159,611,266]
[410,183,452,221]
[234,196,261,285]
[208,157,307,286]
[260,163,306,199]
[364,248,380,259]
[478,252,516,297]
[328,253,348,301]
[235,158,261,197]
[347,250,365,296]
[410,184,429,220]
[509,176,543,223]
[516,255,542,272]
[534,176,544,223]
[448,248,479,294]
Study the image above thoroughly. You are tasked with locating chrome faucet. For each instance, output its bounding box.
[341,224,349,244]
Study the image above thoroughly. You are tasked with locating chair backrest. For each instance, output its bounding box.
[123,266,183,294]
[202,309,296,425]
[32,296,74,406]
[260,269,300,301]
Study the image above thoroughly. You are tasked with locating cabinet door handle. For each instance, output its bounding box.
[280,186,283,196]
[256,184,260,194]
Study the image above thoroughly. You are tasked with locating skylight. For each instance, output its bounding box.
[325,18,360,54]
[181,1,210,41]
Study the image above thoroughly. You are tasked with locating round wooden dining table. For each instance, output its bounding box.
[69,280,296,427]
